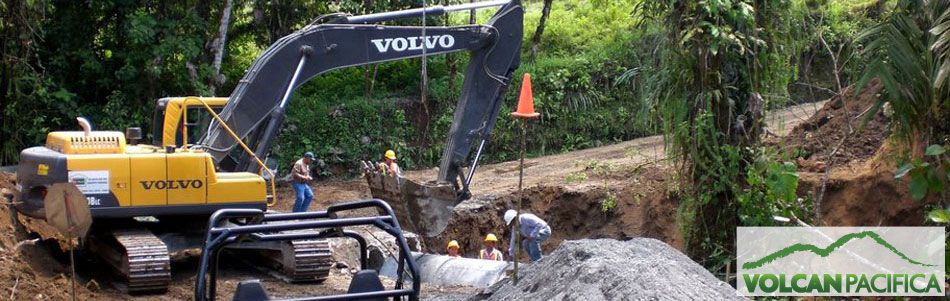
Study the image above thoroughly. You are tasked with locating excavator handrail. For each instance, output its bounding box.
[189,97,278,207]
[342,0,511,23]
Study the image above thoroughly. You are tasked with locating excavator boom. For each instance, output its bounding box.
[198,0,523,236]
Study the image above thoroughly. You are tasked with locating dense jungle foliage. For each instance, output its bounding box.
[1,0,652,171]
[1,0,871,170]
[7,0,948,275]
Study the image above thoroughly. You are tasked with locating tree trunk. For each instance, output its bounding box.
[420,0,429,121]
[529,0,553,59]
[209,0,234,96]
[363,0,376,100]
[364,65,378,100]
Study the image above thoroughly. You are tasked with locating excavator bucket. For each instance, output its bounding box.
[361,161,457,237]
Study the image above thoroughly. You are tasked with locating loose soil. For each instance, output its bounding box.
[780,78,888,170]
[798,143,941,227]
[0,172,101,300]
[778,79,938,227]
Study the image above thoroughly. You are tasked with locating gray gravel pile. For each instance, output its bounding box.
[473,238,745,301]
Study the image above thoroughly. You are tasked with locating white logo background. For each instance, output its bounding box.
[737,227,945,296]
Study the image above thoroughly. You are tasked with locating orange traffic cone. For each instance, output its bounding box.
[510,73,540,119]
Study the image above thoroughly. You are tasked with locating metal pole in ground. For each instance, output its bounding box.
[69,230,76,301]
[63,191,77,301]
[513,119,526,284]
[509,73,539,285]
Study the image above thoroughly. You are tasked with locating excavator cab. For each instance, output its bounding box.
[151,97,228,148]
[195,199,420,301]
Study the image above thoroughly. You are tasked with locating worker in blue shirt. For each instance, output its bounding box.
[504,209,552,262]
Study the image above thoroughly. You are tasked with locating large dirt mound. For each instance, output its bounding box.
[473,238,742,301]
[0,173,101,300]
[783,78,887,168]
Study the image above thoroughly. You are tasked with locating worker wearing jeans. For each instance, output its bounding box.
[292,152,315,212]
[504,210,552,262]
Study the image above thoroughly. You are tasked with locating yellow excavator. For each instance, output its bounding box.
[12,0,523,294]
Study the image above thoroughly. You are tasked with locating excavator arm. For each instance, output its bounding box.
[198,0,523,236]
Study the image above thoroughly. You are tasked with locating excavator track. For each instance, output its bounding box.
[282,239,332,282]
[228,237,333,283]
[90,229,171,293]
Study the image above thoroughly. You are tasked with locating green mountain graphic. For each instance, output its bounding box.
[742,230,936,270]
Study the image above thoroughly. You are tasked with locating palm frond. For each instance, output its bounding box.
[932,8,950,89]
[613,67,641,87]
[858,0,950,147]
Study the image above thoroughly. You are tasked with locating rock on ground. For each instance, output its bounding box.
[473,238,745,301]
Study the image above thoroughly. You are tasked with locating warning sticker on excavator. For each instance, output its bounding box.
[68,170,110,195]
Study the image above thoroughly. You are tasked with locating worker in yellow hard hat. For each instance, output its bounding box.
[446,240,461,258]
[478,233,504,261]
[381,149,402,177]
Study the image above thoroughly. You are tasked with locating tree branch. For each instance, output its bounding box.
[209,0,234,95]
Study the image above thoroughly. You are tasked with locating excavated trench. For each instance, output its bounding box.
[420,166,684,259]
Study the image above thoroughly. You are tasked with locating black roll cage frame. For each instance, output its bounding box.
[194,199,420,301]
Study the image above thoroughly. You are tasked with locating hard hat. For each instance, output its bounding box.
[484,233,498,242]
[385,149,396,160]
[447,240,460,249]
[504,210,517,225]
[304,151,314,159]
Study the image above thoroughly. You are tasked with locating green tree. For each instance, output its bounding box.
[645,0,797,269]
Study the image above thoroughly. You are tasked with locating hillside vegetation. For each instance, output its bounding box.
[1,0,877,172]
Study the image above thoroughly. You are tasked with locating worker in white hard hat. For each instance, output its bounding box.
[504,209,551,262]
[479,233,504,261]
[381,149,402,177]
[446,240,462,258]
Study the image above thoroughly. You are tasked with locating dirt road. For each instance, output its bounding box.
[404,101,826,196]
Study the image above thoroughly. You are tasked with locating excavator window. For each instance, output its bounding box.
[182,107,218,146]
[151,102,167,147]
[151,98,227,148]
[162,105,225,148]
